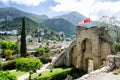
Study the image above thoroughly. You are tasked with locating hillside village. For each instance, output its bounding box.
[0,5,120,80]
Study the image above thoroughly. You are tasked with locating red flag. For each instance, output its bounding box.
[79,18,90,24]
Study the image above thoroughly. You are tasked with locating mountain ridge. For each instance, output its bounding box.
[0,7,48,23]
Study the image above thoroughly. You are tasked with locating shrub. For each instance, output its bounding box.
[4,49,13,56]
[2,59,16,70]
[33,68,73,80]
[0,71,17,80]
[32,68,87,80]
[16,58,43,80]
[39,53,51,64]
[0,61,2,69]
[115,42,120,53]
[4,49,14,60]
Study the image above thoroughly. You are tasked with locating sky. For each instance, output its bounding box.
[0,0,120,21]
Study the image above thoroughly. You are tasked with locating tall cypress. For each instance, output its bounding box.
[20,17,26,57]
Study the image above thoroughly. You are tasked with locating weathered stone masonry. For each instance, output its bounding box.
[52,26,115,71]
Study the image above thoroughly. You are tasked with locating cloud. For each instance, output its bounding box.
[51,0,120,21]
[0,0,47,6]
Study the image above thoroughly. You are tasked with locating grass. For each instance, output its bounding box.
[31,67,72,79]
[26,67,87,80]
[11,71,27,77]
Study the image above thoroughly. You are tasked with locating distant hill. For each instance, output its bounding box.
[42,18,76,36]
[0,7,48,23]
[0,17,49,35]
[53,11,86,26]
[0,7,99,36]
[53,11,99,27]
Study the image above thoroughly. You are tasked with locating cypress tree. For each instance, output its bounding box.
[20,17,26,57]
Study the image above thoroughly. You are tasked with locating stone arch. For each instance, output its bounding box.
[81,38,92,54]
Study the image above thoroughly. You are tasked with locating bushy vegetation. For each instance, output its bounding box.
[16,58,43,80]
[0,40,17,51]
[35,46,51,63]
[2,59,16,70]
[0,61,2,69]
[0,71,17,80]
[29,67,86,80]
[4,49,14,60]
[34,46,50,54]
[115,42,120,53]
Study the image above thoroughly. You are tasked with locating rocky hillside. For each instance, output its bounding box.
[0,7,48,23]
[42,18,76,36]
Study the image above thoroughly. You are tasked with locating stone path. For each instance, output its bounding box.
[76,67,120,80]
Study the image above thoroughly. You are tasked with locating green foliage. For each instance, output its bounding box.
[16,58,43,72]
[16,58,43,80]
[42,18,75,36]
[11,71,27,77]
[35,46,51,63]
[35,46,50,54]
[0,7,48,24]
[2,59,16,70]
[4,49,13,56]
[115,42,120,53]
[35,47,45,54]
[0,71,17,80]
[0,16,49,35]
[30,68,73,80]
[20,17,27,57]
[0,61,2,69]
[4,49,15,60]
[0,40,17,51]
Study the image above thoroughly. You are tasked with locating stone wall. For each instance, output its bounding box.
[107,55,120,70]
[51,26,115,71]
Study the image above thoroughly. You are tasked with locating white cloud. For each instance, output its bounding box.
[0,0,47,6]
[51,0,120,21]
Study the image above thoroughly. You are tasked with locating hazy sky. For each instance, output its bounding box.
[0,0,120,21]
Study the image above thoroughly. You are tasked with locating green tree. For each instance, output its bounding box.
[0,71,17,80]
[0,40,17,51]
[20,17,27,57]
[0,61,2,69]
[99,16,120,42]
[4,49,14,60]
[16,58,42,80]
[115,42,120,53]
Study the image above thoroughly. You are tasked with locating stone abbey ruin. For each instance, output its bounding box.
[52,26,116,71]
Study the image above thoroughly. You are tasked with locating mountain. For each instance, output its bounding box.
[53,11,99,27]
[53,12,86,26]
[0,17,48,35]
[0,7,48,23]
[42,18,76,36]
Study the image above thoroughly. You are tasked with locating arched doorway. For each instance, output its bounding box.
[81,38,92,71]
[81,38,92,54]
[85,58,94,73]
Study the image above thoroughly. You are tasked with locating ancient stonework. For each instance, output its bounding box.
[52,26,115,71]
[107,55,120,70]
